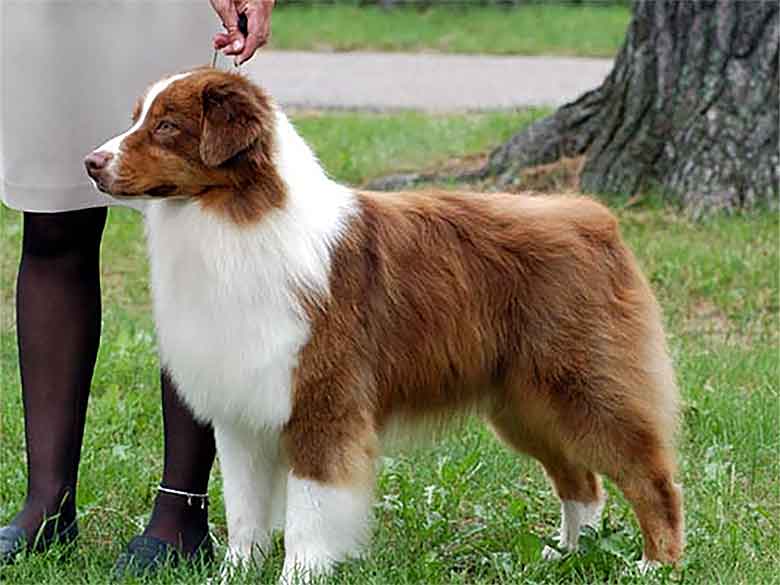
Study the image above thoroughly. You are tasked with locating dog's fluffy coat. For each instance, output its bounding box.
[89,69,683,581]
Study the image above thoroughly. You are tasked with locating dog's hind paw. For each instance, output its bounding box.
[636,557,661,575]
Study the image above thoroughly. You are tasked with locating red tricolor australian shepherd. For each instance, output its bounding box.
[86,69,683,581]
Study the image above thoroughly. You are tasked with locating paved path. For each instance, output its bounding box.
[244,51,613,112]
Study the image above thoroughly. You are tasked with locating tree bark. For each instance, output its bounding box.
[485,0,779,215]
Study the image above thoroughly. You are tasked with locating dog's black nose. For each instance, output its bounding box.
[84,151,113,177]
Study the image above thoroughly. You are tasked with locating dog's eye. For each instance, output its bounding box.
[155,120,178,134]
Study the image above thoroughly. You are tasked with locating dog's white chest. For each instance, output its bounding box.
[144,203,315,431]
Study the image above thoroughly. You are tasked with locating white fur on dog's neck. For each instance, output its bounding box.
[145,108,356,431]
[264,108,357,296]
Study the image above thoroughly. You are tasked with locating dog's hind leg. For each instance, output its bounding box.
[605,443,684,566]
[214,423,280,575]
[571,361,684,566]
[541,464,605,559]
[488,404,605,559]
[537,369,683,566]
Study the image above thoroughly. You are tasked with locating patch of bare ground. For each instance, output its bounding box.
[684,300,734,343]
[364,154,585,195]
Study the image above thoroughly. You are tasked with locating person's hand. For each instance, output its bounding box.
[210,0,274,65]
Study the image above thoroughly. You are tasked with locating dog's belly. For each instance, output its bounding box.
[153,280,308,432]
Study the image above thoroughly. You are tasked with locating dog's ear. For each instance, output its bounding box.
[200,79,265,167]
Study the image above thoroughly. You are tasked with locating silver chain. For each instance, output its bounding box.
[157,485,209,509]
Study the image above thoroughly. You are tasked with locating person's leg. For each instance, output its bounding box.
[113,371,217,576]
[8,207,215,564]
[9,208,107,541]
[142,370,216,554]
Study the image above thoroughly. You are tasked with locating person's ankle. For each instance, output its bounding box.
[11,486,77,541]
[142,489,209,555]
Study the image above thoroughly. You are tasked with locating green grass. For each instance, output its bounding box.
[269,5,631,57]
[295,108,548,184]
[1,110,778,584]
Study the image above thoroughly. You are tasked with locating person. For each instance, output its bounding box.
[0,0,274,576]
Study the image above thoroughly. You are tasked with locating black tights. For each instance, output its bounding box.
[12,208,216,554]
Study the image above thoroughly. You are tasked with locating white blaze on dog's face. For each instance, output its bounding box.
[98,72,193,174]
[85,69,285,220]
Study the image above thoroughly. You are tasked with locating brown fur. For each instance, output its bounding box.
[98,70,684,565]
[286,189,683,562]
[104,69,286,225]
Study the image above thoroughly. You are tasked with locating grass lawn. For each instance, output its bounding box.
[1,110,778,584]
[269,5,631,57]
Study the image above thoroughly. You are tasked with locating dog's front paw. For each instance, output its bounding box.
[218,554,240,584]
[279,551,334,585]
[541,544,565,561]
[219,547,258,583]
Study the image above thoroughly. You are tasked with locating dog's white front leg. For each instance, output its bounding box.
[214,423,279,576]
[280,474,372,584]
[269,461,289,532]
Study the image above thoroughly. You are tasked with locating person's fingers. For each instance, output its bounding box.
[213,33,232,50]
[209,0,245,54]
[236,13,264,64]
[209,0,238,31]
[236,1,273,65]
[226,33,245,55]
[214,31,244,53]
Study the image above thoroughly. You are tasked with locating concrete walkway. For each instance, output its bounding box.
[243,51,613,112]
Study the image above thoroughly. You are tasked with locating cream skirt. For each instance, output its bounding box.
[0,1,219,212]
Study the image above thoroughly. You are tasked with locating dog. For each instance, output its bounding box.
[86,68,684,582]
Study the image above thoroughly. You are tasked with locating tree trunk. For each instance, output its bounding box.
[486,0,779,215]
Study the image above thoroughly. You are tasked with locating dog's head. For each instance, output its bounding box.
[85,69,285,221]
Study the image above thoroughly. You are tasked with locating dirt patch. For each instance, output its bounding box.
[687,300,731,337]
[511,155,584,193]
[436,153,489,177]
[437,154,584,193]
[366,153,585,194]
[681,299,760,346]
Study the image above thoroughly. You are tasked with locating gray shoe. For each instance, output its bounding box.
[112,534,214,579]
[0,521,78,565]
